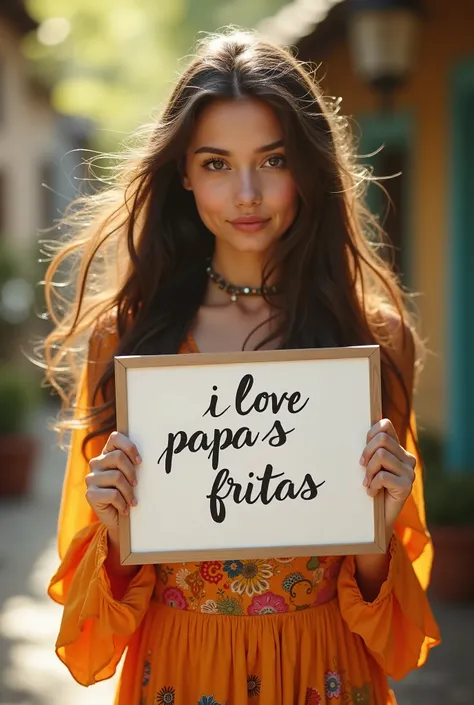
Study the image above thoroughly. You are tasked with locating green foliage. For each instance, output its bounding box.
[419,430,474,527]
[0,248,17,282]
[425,473,474,527]
[24,0,288,151]
[24,0,186,150]
[0,365,40,435]
[418,430,445,479]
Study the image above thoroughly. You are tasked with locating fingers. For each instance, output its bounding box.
[86,432,142,521]
[360,418,416,498]
[363,447,413,493]
[86,485,130,516]
[103,431,142,466]
[367,468,413,498]
[91,447,138,487]
[361,432,407,472]
[86,468,136,508]
[365,418,398,446]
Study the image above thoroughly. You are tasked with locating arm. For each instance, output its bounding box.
[353,535,392,603]
[105,527,141,599]
[49,521,156,686]
[337,312,441,680]
[48,325,155,685]
[355,313,416,601]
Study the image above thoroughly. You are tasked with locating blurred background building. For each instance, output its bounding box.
[1,0,472,469]
[0,1,473,703]
[259,0,474,473]
[0,0,90,251]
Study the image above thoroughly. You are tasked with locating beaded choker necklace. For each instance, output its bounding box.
[206,262,279,303]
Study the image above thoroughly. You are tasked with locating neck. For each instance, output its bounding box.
[211,248,274,289]
[204,247,276,308]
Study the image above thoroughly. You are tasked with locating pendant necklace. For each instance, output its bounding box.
[206,261,279,303]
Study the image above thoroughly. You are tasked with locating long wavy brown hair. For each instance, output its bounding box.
[40,30,423,457]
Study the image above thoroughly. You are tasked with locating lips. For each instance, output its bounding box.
[228,217,270,233]
[230,217,269,225]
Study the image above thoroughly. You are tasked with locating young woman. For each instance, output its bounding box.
[45,30,440,705]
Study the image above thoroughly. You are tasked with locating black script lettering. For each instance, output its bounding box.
[256,464,286,504]
[208,428,233,469]
[206,468,233,523]
[254,392,270,412]
[235,373,309,416]
[261,420,294,447]
[208,427,259,470]
[271,474,325,502]
[157,429,213,474]
[300,475,325,500]
[229,472,262,505]
[287,391,309,414]
[273,479,297,501]
[233,427,259,450]
[206,467,326,524]
[235,374,254,415]
[157,431,188,474]
[188,430,211,453]
[158,426,260,474]
[203,385,230,419]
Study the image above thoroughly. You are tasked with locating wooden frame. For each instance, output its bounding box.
[115,346,385,565]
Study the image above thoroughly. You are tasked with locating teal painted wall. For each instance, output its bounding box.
[357,112,414,286]
[447,58,474,472]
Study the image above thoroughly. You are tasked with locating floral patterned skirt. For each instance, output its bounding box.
[116,598,397,705]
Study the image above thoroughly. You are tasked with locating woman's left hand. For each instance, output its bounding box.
[360,418,416,532]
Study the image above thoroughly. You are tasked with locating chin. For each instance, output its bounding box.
[226,233,281,254]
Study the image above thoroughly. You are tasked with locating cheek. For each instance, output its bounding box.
[190,177,226,218]
[267,176,299,217]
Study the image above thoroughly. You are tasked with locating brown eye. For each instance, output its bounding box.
[203,158,228,171]
[265,155,286,168]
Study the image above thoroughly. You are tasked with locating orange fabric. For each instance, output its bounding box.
[337,535,439,682]
[50,522,155,685]
[48,330,440,704]
[54,326,116,563]
[153,553,343,616]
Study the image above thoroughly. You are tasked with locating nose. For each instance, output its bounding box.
[235,170,261,207]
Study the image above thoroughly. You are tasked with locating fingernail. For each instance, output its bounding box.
[359,456,366,466]
[131,497,138,506]
[133,478,138,486]
[362,476,368,487]
[123,506,129,515]
[135,454,142,465]
[366,487,372,496]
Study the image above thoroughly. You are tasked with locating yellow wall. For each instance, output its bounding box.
[313,0,474,432]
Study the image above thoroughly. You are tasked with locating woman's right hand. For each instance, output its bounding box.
[85,431,142,538]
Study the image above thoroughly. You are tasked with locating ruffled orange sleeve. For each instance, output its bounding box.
[337,412,441,681]
[49,522,156,685]
[48,327,156,685]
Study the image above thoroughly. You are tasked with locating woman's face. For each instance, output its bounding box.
[184,98,299,257]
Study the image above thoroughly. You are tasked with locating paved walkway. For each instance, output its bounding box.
[0,405,472,704]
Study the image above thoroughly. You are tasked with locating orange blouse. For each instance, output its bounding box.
[48,327,440,704]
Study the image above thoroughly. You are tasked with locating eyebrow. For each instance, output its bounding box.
[194,139,284,156]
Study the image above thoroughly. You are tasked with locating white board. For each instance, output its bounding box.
[114,346,384,565]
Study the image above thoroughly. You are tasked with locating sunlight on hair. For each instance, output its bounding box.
[36,29,425,453]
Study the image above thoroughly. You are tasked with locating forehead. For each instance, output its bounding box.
[189,98,283,149]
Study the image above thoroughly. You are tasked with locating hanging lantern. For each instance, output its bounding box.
[348,0,423,98]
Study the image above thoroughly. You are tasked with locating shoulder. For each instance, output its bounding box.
[378,306,416,384]
[82,310,120,406]
[87,309,120,364]
[376,306,417,440]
